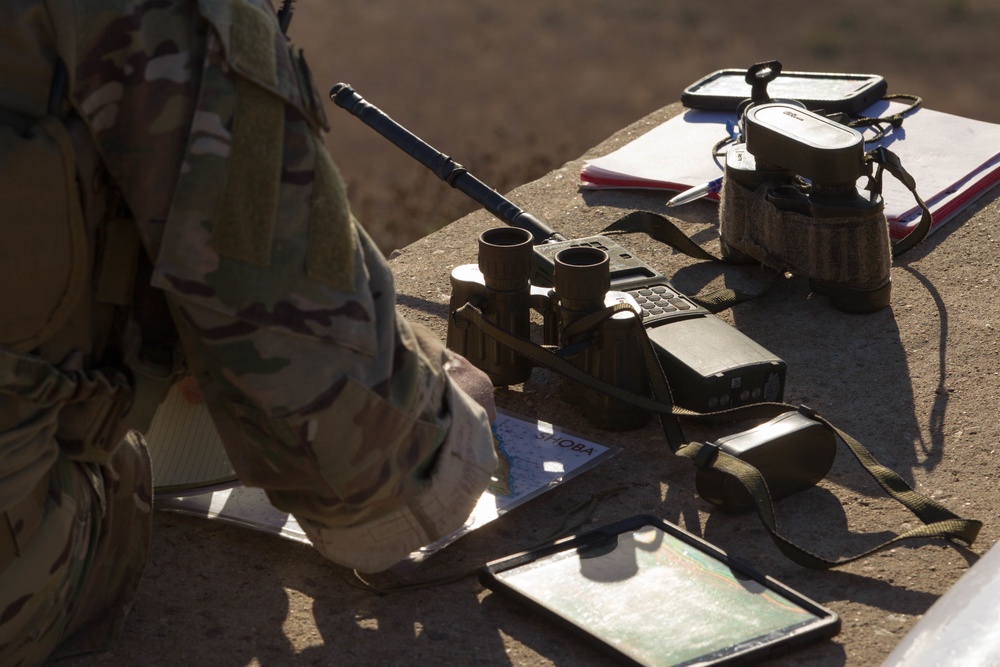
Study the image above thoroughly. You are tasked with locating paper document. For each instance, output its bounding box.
[153,409,618,562]
[145,384,236,493]
[409,408,618,562]
[581,102,1000,238]
[156,484,308,543]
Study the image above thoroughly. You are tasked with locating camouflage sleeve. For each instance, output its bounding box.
[52,0,496,571]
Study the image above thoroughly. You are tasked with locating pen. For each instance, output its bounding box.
[666,176,724,207]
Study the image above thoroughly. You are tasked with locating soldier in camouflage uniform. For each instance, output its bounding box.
[0,0,498,663]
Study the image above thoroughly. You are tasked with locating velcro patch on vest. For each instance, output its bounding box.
[230,1,278,88]
[211,79,284,266]
[307,135,355,290]
[209,1,284,266]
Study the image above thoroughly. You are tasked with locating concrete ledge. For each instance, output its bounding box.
[76,102,1000,667]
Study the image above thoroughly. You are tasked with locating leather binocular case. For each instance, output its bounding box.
[695,409,837,513]
[719,103,892,314]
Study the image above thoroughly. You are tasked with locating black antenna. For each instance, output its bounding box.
[329,82,565,244]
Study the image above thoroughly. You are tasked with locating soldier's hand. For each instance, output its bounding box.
[176,375,204,405]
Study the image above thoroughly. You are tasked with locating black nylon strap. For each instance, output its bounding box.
[848,93,923,142]
[453,301,982,568]
[455,300,688,446]
[605,210,719,263]
[866,146,933,258]
[605,141,933,308]
[602,211,782,312]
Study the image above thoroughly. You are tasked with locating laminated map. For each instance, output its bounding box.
[151,408,618,561]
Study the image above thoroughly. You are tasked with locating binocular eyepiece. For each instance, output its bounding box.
[447,228,650,431]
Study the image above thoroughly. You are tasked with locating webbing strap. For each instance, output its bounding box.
[603,211,781,312]
[847,93,923,139]
[603,144,934,312]
[452,302,982,568]
[674,411,981,569]
[866,146,933,258]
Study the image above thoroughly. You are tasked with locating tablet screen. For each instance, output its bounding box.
[491,524,832,666]
[692,73,872,101]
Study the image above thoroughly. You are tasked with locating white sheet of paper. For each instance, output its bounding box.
[154,409,619,563]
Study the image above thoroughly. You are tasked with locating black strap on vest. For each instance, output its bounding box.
[277,0,295,33]
[450,300,982,569]
[47,58,67,116]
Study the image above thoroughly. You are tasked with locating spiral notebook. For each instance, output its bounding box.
[146,400,618,563]
[144,384,237,493]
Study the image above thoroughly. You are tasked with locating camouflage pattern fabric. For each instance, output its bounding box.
[0,433,151,666]
[0,0,495,662]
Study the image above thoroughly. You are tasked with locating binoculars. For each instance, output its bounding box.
[447,227,651,431]
[719,102,892,313]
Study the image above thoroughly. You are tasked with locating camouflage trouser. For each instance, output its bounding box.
[0,432,152,666]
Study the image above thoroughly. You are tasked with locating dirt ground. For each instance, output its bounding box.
[57,2,1000,666]
[295,0,1000,254]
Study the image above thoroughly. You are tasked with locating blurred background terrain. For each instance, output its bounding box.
[290,0,1000,254]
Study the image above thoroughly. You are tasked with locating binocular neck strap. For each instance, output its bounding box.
[676,408,982,569]
[453,300,686,446]
[452,302,982,569]
[602,211,782,313]
[865,146,933,258]
[848,93,923,139]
